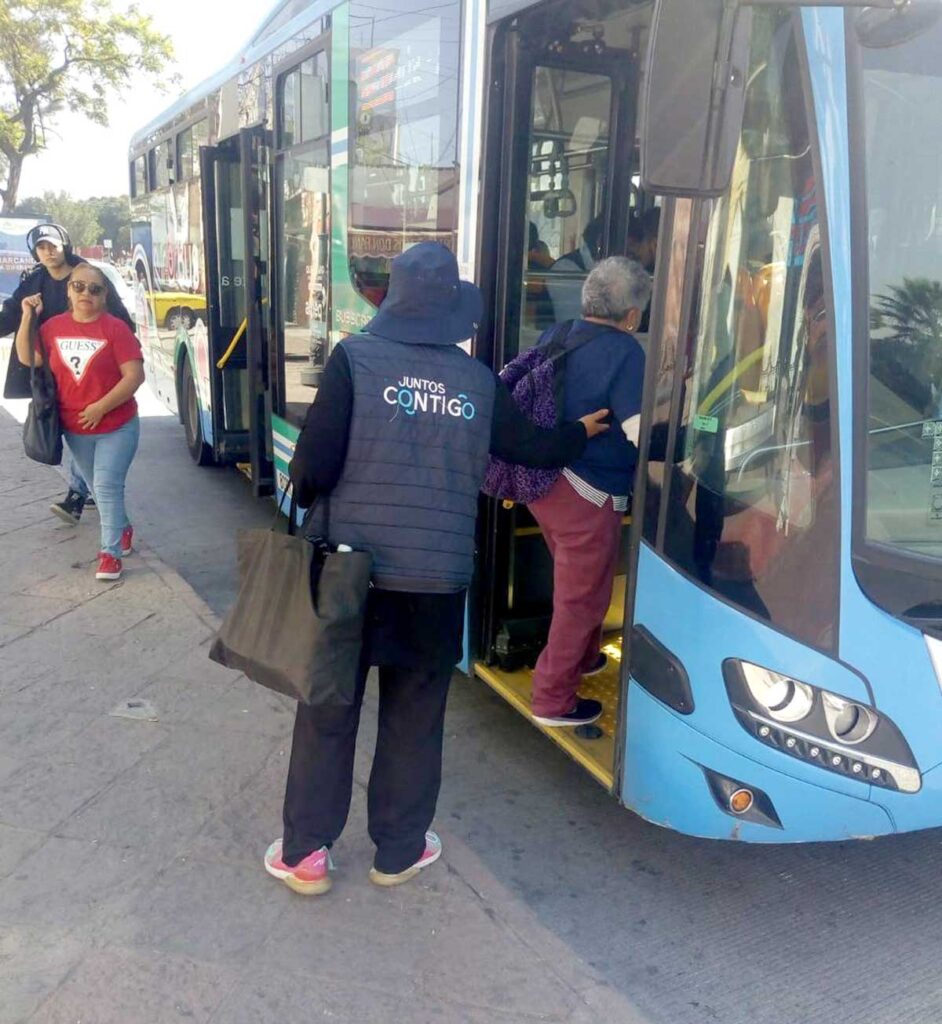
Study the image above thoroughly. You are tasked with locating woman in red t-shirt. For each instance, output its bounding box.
[16,263,146,581]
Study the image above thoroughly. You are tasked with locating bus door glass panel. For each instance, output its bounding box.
[241,127,275,492]
[520,68,612,354]
[658,9,839,652]
[275,49,329,425]
[214,153,249,432]
[279,139,329,422]
[348,1,461,307]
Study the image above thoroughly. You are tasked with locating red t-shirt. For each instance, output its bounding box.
[40,312,143,434]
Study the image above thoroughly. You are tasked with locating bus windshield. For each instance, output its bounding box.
[857,8,942,564]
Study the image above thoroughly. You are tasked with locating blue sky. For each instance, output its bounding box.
[19,0,260,200]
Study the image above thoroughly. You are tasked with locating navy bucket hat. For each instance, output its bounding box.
[364,242,483,346]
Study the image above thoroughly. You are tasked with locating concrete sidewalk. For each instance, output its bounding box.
[0,409,645,1024]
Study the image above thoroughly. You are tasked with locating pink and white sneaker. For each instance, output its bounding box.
[120,525,134,557]
[264,838,333,896]
[369,831,442,888]
[95,553,122,581]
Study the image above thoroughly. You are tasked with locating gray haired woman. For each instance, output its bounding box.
[528,256,652,728]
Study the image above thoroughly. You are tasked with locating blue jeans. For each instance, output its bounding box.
[68,458,89,498]
[65,417,140,557]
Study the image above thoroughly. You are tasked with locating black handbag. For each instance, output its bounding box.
[4,342,32,400]
[209,491,372,706]
[22,331,63,466]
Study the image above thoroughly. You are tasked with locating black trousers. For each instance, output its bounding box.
[282,658,454,874]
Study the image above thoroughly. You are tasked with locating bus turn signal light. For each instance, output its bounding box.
[729,789,754,814]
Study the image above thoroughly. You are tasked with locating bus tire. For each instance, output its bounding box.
[181,358,213,466]
[166,306,196,331]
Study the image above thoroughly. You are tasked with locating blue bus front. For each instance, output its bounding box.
[623,6,942,841]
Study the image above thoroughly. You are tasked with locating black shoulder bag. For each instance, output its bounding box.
[22,329,63,466]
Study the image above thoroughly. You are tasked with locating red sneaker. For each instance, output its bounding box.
[96,553,122,581]
[369,831,442,887]
[120,525,134,557]
[264,839,333,896]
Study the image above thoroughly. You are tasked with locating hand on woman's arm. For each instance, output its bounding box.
[78,360,145,430]
[14,296,43,367]
[488,378,609,468]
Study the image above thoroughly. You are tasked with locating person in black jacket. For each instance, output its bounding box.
[263,243,610,896]
[1,224,136,523]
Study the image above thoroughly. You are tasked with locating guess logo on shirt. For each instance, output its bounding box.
[54,337,107,382]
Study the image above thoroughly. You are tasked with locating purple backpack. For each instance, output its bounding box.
[482,321,602,505]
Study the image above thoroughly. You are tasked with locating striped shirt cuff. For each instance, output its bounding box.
[562,469,629,512]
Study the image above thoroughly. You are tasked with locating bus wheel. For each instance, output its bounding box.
[166,306,195,331]
[181,358,213,466]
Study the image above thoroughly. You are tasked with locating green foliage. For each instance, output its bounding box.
[0,0,175,211]
[871,278,942,349]
[15,190,132,250]
[91,195,132,252]
[870,277,942,416]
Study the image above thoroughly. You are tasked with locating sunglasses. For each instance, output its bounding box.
[69,280,106,297]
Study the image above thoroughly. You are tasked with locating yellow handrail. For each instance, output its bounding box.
[215,298,268,370]
[216,318,248,370]
[697,345,765,416]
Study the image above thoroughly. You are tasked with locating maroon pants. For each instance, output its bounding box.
[529,476,623,718]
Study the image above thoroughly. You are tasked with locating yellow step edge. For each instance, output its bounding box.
[474,661,615,791]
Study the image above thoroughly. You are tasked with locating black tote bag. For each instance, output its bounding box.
[22,332,62,466]
[209,493,372,706]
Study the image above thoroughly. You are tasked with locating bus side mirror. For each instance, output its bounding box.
[640,0,751,198]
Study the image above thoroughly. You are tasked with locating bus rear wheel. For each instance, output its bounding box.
[181,358,213,466]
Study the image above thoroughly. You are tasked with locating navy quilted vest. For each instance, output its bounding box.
[325,334,496,593]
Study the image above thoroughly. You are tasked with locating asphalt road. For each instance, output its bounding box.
[5,361,939,1023]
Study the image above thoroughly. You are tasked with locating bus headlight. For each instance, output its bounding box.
[741,663,814,723]
[723,659,920,794]
[822,693,877,745]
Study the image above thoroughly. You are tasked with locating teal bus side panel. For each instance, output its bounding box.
[271,414,301,527]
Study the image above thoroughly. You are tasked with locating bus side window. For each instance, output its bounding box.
[276,50,330,424]
[131,156,147,197]
[660,8,840,653]
[347,1,462,308]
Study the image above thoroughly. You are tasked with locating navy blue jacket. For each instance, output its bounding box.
[548,319,645,497]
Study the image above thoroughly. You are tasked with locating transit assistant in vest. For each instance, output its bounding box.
[263,242,610,895]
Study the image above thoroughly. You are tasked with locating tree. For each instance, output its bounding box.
[15,191,102,248]
[0,0,175,212]
[871,277,942,416]
[16,190,133,250]
[89,194,132,252]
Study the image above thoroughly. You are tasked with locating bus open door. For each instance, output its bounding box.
[473,0,655,793]
[195,127,274,495]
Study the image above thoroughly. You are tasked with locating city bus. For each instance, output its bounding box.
[129,0,942,842]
